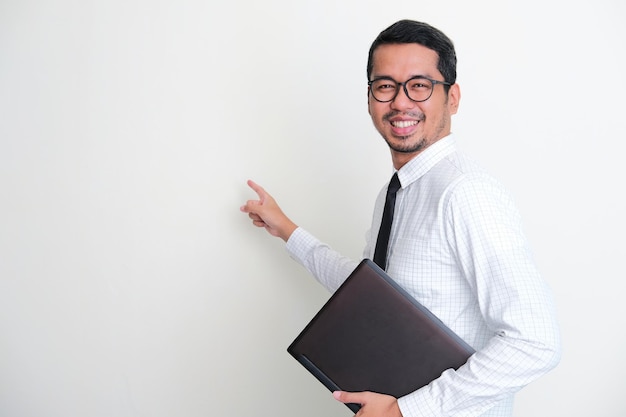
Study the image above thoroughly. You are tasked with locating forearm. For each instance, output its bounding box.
[398,329,561,417]
[286,227,360,292]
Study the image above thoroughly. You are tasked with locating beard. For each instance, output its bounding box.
[381,110,428,153]
[384,135,428,154]
[380,109,449,154]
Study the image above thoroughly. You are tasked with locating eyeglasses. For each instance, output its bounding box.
[368,76,451,103]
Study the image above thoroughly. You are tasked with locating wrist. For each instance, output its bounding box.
[279,221,298,242]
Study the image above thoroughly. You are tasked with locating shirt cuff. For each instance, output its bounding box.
[285,227,319,264]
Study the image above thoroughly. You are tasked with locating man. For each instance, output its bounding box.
[240,19,561,417]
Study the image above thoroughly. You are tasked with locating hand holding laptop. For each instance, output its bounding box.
[333,391,402,417]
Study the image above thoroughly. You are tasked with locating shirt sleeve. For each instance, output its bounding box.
[397,174,561,417]
[285,227,360,292]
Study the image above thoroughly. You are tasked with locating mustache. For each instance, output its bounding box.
[382,111,425,122]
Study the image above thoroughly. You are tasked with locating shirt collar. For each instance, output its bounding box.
[396,133,457,188]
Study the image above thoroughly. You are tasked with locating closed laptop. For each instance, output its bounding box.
[287,259,475,412]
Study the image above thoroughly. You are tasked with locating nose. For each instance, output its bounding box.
[391,84,415,110]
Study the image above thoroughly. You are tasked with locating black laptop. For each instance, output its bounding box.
[287,259,475,413]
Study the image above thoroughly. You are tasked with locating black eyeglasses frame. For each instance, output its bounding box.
[367,76,452,103]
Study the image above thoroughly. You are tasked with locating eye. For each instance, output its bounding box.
[409,79,431,90]
[370,78,400,101]
[376,82,396,91]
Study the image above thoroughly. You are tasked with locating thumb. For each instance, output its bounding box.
[333,390,365,406]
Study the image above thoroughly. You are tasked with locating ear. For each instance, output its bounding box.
[367,86,372,116]
[448,83,461,115]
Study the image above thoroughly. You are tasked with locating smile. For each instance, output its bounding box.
[391,120,419,128]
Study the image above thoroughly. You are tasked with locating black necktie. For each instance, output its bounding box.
[373,172,401,270]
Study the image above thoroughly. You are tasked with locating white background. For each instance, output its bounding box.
[1,0,625,416]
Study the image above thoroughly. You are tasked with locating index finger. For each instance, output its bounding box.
[246,179,267,201]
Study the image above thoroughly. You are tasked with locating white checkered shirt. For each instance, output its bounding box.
[286,134,561,417]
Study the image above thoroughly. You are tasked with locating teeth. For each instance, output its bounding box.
[392,120,418,128]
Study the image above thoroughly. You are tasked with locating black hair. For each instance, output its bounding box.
[367,20,457,88]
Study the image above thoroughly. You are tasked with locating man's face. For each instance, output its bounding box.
[368,43,460,168]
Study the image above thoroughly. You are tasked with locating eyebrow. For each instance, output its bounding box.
[371,74,431,80]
